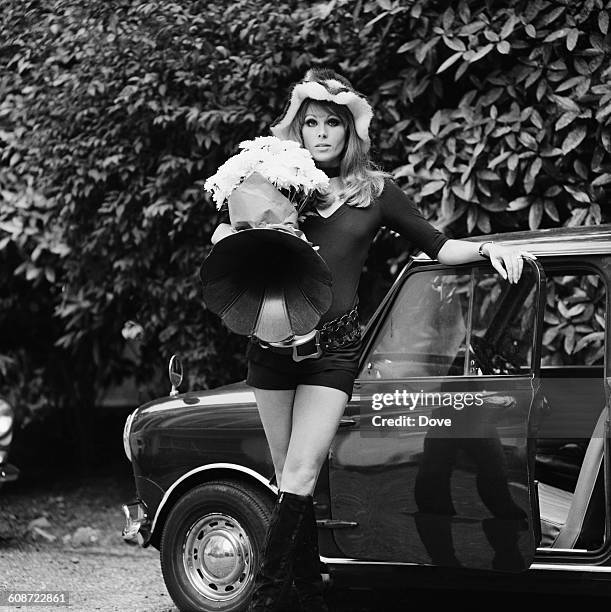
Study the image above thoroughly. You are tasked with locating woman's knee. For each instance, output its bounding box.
[280,461,320,495]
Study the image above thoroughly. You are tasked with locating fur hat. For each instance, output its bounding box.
[270,68,373,151]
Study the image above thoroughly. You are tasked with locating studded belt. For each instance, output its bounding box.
[250,306,361,361]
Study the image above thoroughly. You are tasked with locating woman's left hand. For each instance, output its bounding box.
[485,243,536,284]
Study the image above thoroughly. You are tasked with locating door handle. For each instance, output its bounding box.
[339,417,357,428]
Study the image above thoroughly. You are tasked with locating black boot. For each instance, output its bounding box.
[292,498,329,611]
[249,491,310,612]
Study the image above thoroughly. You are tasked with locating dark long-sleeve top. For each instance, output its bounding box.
[215,178,448,323]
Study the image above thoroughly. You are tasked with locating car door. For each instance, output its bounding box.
[328,257,546,571]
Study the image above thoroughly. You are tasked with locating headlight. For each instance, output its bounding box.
[0,398,13,438]
[123,409,137,461]
[0,420,12,443]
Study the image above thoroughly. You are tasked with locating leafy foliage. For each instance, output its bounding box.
[0,0,608,434]
[367,0,611,233]
[542,274,606,366]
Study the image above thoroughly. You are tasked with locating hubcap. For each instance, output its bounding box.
[183,513,254,601]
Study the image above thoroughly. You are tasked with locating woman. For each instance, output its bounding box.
[212,68,531,612]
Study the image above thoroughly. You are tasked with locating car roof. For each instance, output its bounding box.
[413,223,611,260]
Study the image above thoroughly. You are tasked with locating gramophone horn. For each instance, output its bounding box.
[200,228,332,343]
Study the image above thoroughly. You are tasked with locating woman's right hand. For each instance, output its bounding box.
[211,223,236,245]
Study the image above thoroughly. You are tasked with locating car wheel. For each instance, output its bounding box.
[160,479,274,612]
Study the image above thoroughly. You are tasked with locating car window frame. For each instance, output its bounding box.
[357,257,546,381]
[530,256,611,563]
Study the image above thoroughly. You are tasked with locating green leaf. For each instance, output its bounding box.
[501,15,519,39]
[561,125,587,154]
[540,146,563,157]
[591,172,611,186]
[467,44,493,63]
[479,201,506,212]
[574,159,589,180]
[555,75,586,93]
[507,196,531,210]
[467,205,477,233]
[564,325,576,354]
[518,132,538,150]
[566,29,580,51]
[455,60,470,80]
[555,111,578,131]
[595,101,611,123]
[599,10,609,35]
[538,6,565,27]
[430,111,442,135]
[406,131,433,142]
[397,40,421,53]
[544,200,560,221]
[488,151,511,169]
[477,210,491,233]
[528,157,542,181]
[564,184,591,203]
[442,7,455,30]
[529,200,543,229]
[543,28,570,43]
[442,36,466,52]
[543,324,563,346]
[421,180,446,196]
[574,331,605,353]
[436,52,464,74]
[496,41,511,54]
[552,95,581,113]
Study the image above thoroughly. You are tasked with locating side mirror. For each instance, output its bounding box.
[168,355,183,397]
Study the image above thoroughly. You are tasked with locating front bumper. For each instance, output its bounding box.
[0,463,19,483]
[121,501,151,546]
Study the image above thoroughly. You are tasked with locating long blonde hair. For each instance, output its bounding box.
[287,99,389,209]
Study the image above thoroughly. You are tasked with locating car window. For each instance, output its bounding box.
[541,273,606,367]
[359,265,538,379]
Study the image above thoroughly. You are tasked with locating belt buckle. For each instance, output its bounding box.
[292,330,322,362]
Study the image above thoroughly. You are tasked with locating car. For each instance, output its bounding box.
[122,224,611,611]
[0,395,19,489]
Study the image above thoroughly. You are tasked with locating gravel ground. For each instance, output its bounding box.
[0,467,174,612]
[1,466,608,611]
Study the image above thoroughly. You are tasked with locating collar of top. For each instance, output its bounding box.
[270,68,373,152]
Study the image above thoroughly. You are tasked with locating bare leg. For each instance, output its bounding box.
[281,384,349,496]
[253,388,295,489]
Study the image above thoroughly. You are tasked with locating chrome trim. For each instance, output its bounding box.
[123,409,138,461]
[415,245,611,261]
[320,557,611,572]
[414,228,611,262]
[320,556,420,566]
[151,463,277,534]
[121,502,148,543]
[531,563,611,572]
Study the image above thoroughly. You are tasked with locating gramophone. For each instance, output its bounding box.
[200,172,332,345]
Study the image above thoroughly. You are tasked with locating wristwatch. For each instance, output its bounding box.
[478,240,493,258]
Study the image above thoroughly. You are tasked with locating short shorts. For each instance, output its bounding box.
[245,337,362,398]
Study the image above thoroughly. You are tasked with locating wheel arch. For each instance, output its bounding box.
[149,463,277,549]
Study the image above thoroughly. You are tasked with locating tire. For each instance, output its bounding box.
[160,479,274,612]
